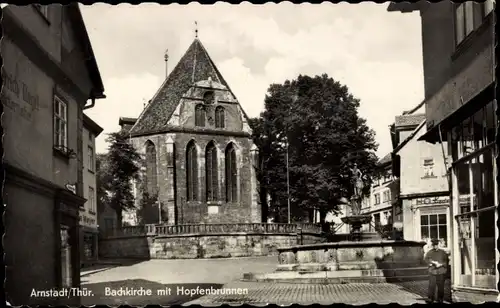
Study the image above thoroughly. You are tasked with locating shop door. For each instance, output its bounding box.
[60,226,72,288]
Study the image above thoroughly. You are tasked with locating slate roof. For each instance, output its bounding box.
[130,38,234,136]
[395,113,426,128]
[119,117,137,126]
[377,153,392,166]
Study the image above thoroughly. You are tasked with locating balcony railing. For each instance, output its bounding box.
[101,223,322,238]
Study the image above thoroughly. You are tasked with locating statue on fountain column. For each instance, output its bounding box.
[349,163,364,216]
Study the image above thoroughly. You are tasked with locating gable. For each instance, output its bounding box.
[62,4,105,100]
[130,38,252,136]
[393,120,426,155]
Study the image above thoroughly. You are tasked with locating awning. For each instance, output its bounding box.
[418,82,496,144]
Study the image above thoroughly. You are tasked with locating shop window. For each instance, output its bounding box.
[420,213,448,247]
[454,144,496,289]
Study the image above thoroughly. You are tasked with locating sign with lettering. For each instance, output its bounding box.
[415,196,449,206]
[1,70,41,121]
[413,195,474,207]
[79,214,96,227]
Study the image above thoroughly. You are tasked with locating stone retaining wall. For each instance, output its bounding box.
[99,232,323,259]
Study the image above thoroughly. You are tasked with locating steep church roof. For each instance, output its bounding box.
[130,38,240,136]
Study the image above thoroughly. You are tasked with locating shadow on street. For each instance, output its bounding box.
[81,279,224,305]
[393,279,452,303]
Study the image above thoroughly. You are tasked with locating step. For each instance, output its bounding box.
[242,273,430,284]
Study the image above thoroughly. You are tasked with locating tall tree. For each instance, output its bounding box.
[96,153,112,215]
[136,190,160,225]
[105,130,142,227]
[250,74,379,224]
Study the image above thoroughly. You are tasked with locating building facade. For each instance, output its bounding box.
[121,37,260,225]
[2,4,105,305]
[361,154,398,234]
[388,0,497,301]
[80,114,103,266]
[392,111,450,252]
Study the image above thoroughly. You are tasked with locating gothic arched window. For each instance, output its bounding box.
[186,141,198,201]
[225,143,238,202]
[205,142,218,201]
[145,140,158,195]
[215,106,225,129]
[203,91,215,105]
[195,104,205,127]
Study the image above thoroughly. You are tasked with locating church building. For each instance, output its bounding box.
[121,35,261,225]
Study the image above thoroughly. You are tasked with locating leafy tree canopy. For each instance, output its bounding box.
[104,130,142,226]
[250,74,379,222]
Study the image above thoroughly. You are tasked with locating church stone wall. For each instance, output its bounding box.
[174,133,258,224]
[131,132,259,225]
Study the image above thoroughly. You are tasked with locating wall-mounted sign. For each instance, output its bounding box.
[1,70,41,121]
[65,184,76,194]
[79,215,96,227]
[415,196,449,206]
[414,195,473,206]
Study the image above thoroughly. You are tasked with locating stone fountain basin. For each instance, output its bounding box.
[341,215,372,225]
[242,240,428,284]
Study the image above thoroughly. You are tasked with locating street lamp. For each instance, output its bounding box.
[286,92,299,224]
[157,201,162,224]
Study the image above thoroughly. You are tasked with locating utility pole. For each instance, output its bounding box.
[286,140,291,224]
[157,201,162,224]
[286,91,298,224]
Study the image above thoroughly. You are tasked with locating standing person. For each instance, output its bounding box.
[424,238,449,303]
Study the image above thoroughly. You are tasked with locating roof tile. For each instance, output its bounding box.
[130,39,232,136]
[395,113,426,127]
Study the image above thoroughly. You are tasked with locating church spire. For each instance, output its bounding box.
[194,21,198,39]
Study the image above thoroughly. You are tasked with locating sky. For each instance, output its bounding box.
[80,2,424,158]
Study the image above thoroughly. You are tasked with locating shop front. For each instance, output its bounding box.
[404,195,450,250]
[448,98,498,300]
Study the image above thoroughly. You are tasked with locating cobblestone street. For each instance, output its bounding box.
[79,257,454,305]
[184,281,430,305]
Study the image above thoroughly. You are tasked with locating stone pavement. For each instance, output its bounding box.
[184,281,429,305]
[79,256,455,305]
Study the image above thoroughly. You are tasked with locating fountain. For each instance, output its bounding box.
[242,164,428,284]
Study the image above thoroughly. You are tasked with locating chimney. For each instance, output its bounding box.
[164,49,169,78]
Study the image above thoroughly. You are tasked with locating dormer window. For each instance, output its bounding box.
[203,91,215,105]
